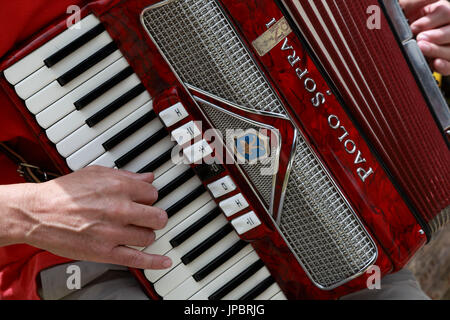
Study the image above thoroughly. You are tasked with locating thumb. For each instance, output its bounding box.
[109,246,172,270]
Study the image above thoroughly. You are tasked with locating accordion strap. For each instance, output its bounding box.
[0,142,60,183]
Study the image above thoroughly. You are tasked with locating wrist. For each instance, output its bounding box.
[0,183,39,246]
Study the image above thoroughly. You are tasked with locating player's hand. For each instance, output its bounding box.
[14,166,172,270]
[399,0,450,75]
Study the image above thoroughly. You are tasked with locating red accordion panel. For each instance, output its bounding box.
[281,0,450,228]
[1,0,439,300]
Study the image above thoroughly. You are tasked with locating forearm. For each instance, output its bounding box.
[0,166,172,270]
[0,183,36,247]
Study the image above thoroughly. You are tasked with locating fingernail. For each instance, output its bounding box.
[418,41,430,53]
[147,233,156,246]
[163,258,172,268]
[435,59,448,70]
[145,172,155,180]
[160,210,168,219]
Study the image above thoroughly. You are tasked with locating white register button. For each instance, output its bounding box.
[183,139,213,163]
[219,193,249,217]
[207,176,236,198]
[159,102,189,127]
[231,211,261,235]
[171,121,201,145]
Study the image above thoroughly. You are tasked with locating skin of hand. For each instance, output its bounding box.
[0,166,172,270]
[399,0,450,75]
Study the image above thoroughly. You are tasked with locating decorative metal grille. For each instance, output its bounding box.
[279,139,377,288]
[142,0,287,117]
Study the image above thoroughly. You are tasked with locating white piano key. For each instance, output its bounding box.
[15,31,114,100]
[55,93,151,157]
[143,200,217,257]
[155,192,212,240]
[151,163,190,191]
[155,176,203,211]
[145,230,240,283]
[33,56,128,121]
[254,283,283,300]
[125,151,174,179]
[66,104,157,171]
[222,267,271,300]
[152,159,178,180]
[189,250,259,300]
[4,15,101,85]
[164,245,254,300]
[47,73,144,145]
[270,291,287,300]
[145,217,229,284]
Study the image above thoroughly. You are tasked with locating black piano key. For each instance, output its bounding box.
[181,224,233,265]
[74,66,134,110]
[115,129,169,168]
[238,276,275,301]
[170,207,221,247]
[166,185,207,218]
[86,83,146,127]
[193,240,248,282]
[44,24,106,68]
[194,163,225,182]
[102,110,156,151]
[57,42,117,86]
[208,260,265,300]
[156,169,195,201]
[137,148,173,174]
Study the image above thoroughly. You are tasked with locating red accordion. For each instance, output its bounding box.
[0,0,448,299]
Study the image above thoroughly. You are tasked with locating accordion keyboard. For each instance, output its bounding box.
[3,14,286,300]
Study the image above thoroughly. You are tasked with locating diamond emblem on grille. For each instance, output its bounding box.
[235,129,270,164]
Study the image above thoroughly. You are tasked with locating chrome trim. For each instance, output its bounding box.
[186,85,288,120]
[275,129,298,225]
[380,0,413,43]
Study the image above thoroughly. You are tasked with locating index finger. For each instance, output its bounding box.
[114,169,155,183]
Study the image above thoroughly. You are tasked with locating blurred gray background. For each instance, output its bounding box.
[407,225,450,300]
